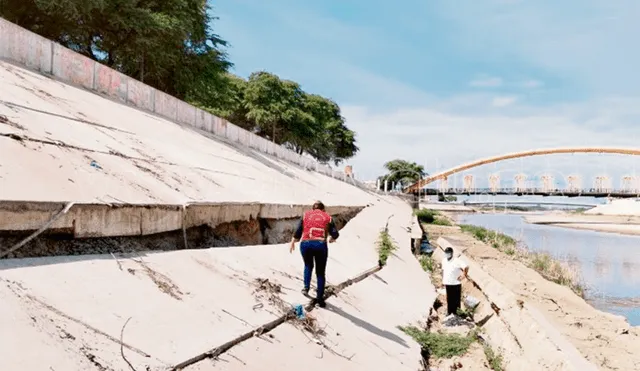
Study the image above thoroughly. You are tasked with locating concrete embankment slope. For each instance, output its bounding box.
[0,59,373,205]
[0,198,435,371]
[426,221,640,371]
[0,21,437,370]
[436,237,598,371]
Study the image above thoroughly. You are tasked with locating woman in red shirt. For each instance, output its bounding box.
[290,201,340,308]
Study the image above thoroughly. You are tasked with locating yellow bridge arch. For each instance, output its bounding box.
[404,147,640,193]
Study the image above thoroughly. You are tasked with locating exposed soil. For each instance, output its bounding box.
[0,210,361,259]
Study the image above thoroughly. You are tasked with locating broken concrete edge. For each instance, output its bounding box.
[0,200,366,238]
[171,265,384,370]
[435,236,598,371]
[409,215,423,239]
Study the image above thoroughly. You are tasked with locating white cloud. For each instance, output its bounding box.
[491,96,518,107]
[343,98,640,182]
[470,76,503,87]
[521,79,544,88]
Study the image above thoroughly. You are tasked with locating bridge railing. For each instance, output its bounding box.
[422,187,640,195]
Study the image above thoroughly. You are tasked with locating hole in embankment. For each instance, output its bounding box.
[0,208,363,260]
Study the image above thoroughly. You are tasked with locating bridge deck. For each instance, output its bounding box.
[419,188,640,198]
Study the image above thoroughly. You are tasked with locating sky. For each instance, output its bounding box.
[212,0,640,188]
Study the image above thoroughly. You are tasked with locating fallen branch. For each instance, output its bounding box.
[120,317,136,371]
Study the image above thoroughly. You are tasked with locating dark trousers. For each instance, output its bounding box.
[300,240,328,301]
[445,284,462,315]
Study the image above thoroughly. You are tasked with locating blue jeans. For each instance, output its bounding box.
[300,240,328,301]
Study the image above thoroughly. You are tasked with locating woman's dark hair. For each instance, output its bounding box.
[444,247,454,254]
[312,201,325,210]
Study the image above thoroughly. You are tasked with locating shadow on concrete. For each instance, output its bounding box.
[325,302,409,348]
[0,252,150,271]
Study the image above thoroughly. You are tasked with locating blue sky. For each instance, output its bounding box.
[212,0,640,186]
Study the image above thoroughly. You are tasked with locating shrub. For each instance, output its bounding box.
[419,255,434,272]
[414,208,438,223]
[398,326,476,359]
[460,224,585,297]
[377,228,398,266]
[483,344,504,371]
[459,224,515,248]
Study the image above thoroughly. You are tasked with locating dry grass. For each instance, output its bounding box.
[459,225,585,297]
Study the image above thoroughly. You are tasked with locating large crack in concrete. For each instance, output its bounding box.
[0,207,362,259]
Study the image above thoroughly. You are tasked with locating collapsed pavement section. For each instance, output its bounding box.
[0,198,437,371]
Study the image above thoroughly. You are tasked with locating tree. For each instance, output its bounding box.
[303,94,358,165]
[0,0,231,100]
[243,71,313,144]
[189,73,255,131]
[0,3,361,165]
[378,160,426,190]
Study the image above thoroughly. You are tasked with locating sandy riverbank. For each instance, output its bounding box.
[423,217,640,370]
[525,199,640,236]
[525,213,640,236]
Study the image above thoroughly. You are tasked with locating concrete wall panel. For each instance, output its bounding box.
[260,137,269,153]
[195,109,213,132]
[176,99,196,126]
[185,203,262,229]
[127,79,154,111]
[238,128,250,147]
[94,64,128,102]
[139,207,182,235]
[226,122,239,142]
[212,116,226,137]
[52,44,94,89]
[72,205,142,238]
[267,141,277,156]
[0,201,71,231]
[248,132,260,150]
[259,204,306,219]
[0,19,7,60]
[154,90,177,121]
[0,19,52,73]
[0,18,367,191]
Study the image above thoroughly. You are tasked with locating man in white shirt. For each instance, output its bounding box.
[441,247,469,317]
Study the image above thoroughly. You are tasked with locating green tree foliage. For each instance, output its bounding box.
[0,0,231,97]
[0,0,358,165]
[378,159,426,190]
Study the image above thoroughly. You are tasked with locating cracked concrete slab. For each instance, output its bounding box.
[0,60,375,205]
[0,198,435,370]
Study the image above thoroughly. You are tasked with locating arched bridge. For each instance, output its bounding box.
[404,147,640,193]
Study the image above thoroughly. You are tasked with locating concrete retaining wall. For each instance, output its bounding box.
[0,200,364,238]
[436,237,598,371]
[0,17,373,192]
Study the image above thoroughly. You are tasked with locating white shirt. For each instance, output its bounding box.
[442,256,468,285]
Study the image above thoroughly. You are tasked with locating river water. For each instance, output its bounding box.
[459,213,640,326]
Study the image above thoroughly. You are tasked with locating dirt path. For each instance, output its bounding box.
[424,222,640,371]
